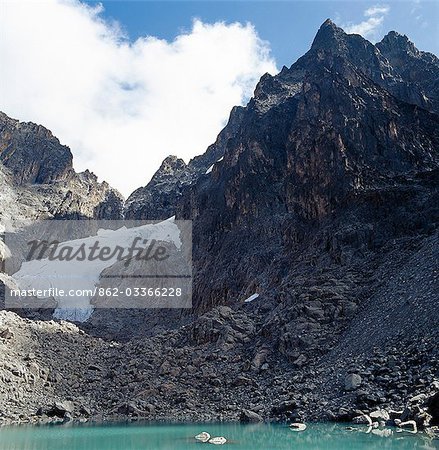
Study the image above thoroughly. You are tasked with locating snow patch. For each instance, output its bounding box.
[205,157,223,174]
[244,293,259,303]
[12,220,183,322]
[205,164,214,174]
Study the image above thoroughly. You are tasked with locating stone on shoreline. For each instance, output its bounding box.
[209,436,227,445]
[195,431,211,443]
[240,409,263,423]
[352,414,372,425]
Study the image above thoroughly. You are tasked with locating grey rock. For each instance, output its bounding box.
[370,409,390,421]
[240,409,263,423]
[345,374,362,391]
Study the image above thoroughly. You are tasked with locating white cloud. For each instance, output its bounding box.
[410,0,428,29]
[0,0,277,197]
[343,4,390,39]
[364,5,390,17]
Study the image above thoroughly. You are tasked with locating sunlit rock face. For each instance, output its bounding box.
[0,112,124,225]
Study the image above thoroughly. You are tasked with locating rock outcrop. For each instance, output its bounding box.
[0,112,124,225]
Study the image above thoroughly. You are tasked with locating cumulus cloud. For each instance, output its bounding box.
[0,0,277,197]
[343,4,390,39]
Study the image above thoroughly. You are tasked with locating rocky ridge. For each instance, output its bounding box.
[124,105,245,220]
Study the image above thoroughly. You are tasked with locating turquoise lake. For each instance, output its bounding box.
[0,422,437,450]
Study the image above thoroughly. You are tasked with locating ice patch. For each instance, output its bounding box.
[205,164,214,174]
[205,157,224,174]
[244,293,259,303]
[11,220,183,322]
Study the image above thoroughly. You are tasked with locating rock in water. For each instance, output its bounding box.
[195,431,211,443]
[289,423,307,432]
[208,436,227,445]
[352,415,372,425]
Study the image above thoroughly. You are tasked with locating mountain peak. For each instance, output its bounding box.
[378,31,418,56]
[322,18,335,27]
[311,19,346,50]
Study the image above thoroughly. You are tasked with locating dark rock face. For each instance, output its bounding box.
[377,31,439,114]
[102,21,439,424]
[126,21,439,225]
[107,22,439,349]
[0,112,124,222]
[171,20,439,318]
[124,106,245,220]
[0,112,73,185]
[125,155,191,220]
[310,21,439,114]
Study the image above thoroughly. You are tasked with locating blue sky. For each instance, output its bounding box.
[95,1,439,68]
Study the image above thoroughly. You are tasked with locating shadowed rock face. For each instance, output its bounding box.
[377,31,439,113]
[90,21,439,342]
[128,20,439,225]
[170,20,439,314]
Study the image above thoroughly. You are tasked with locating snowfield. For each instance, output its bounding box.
[11,219,183,322]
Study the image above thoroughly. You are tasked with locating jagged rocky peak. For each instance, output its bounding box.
[155,155,187,179]
[0,111,124,222]
[0,111,73,185]
[309,18,384,66]
[377,30,439,113]
[124,105,246,220]
[310,18,348,50]
[124,155,192,220]
[165,22,439,316]
[378,31,419,56]
[126,20,439,224]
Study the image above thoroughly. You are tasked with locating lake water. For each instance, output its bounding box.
[0,422,437,450]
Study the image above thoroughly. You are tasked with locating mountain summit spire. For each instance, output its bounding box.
[311,19,347,50]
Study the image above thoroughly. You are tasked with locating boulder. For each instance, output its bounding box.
[195,431,211,443]
[395,419,417,433]
[289,423,307,432]
[352,414,372,425]
[240,409,263,423]
[344,374,362,391]
[209,436,227,445]
[0,327,13,340]
[46,401,74,418]
[426,392,439,425]
[370,409,390,422]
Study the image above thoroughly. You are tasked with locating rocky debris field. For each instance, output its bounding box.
[0,301,438,438]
